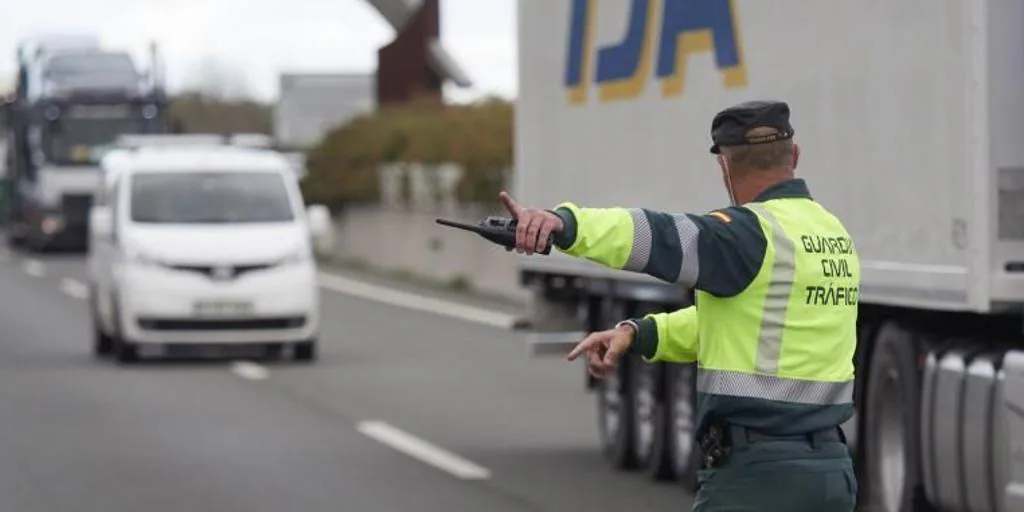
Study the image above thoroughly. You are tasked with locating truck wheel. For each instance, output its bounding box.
[5,228,24,248]
[666,363,699,490]
[862,321,930,512]
[629,356,673,479]
[24,227,48,254]
[597,360,636,469]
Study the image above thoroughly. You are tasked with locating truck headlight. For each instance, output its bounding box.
[40,215,64,235]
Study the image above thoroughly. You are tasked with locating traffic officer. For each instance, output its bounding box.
[499,100,858,511]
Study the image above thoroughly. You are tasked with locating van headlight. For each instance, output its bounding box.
[126,250,164,268]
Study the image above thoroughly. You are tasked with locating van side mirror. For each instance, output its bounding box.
[305,204,334,256]
[89,207,113,241]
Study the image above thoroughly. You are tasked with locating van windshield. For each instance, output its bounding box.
[130,172,295,224]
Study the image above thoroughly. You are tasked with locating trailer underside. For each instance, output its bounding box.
[521,268,1024,512]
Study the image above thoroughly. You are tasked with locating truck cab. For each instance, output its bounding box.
[28,50,148,104]
[4,34,169,252]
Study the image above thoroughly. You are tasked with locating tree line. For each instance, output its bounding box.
[168,92,273,135]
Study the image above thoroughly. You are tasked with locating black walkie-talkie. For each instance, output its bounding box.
[435,216,552,255]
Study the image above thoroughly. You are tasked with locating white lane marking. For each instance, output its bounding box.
[356,420,491,480]
[22,259,45,277]
[317,273,517,329]
[229,361,268,381]
[59,278,89,300]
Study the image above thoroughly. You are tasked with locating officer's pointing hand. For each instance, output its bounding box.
[566,325,635,379]
[499,191,564,255]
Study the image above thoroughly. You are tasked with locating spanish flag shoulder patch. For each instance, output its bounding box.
[708,210,733,223]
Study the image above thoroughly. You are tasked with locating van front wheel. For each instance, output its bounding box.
[294,339,317,362]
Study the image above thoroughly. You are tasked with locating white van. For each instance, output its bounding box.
[87,138,331,363]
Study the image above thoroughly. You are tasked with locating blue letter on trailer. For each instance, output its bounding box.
[564,0,748,105]
[656,0,746,97]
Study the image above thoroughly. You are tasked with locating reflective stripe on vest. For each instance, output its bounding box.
[746,203,793,375]
[693,198,857,406]
[696,369,854,405]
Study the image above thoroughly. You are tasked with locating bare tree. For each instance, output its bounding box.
[187,56,251,101]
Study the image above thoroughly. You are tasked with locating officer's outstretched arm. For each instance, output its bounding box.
[627,306,698,364]
[551,203,767,297]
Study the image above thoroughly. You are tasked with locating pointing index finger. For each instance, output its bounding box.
[566,337,592,361]
[499,191,521,218]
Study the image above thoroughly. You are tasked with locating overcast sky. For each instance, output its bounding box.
[0,0,517,103]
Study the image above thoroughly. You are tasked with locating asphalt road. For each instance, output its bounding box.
[0,249,693,512]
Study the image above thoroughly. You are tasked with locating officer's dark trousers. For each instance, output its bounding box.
[692,426,857,512]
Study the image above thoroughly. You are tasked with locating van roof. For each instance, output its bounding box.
[102,145,294,175]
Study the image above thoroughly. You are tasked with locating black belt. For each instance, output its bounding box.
[699,424,846,469]
[740,426,843,445]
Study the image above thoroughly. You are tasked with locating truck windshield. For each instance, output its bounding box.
[45,52,138,84]
[44,110,149,164]
[130,172,295,224]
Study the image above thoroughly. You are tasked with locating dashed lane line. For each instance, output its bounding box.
[59,278,89,300]
[317,273,518,330]
[356,420,492,480]
[22,259,45,277]
[229,361,269,381]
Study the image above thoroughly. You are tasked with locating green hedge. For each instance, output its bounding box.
[301,97,513,209]
[168,92,273,135]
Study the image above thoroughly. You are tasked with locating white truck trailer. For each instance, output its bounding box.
[514,1,1024,511]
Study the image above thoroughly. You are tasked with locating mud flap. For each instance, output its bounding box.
[1000,350,1024,511]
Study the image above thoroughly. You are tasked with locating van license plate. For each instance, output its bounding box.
[192,300,253,317]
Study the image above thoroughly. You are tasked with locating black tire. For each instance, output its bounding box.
[109,294,139,364]
[294,339,317,362]
[5,228,24,248]
[90,305,113,358]
[89,293,113,358]
[852,319,882,461]
[665,363,700,490]
[598,360,636,469]
[114,337,139,364]
[861,321,933,512]
[629,357,674,480]
[25,228,49,254]
[92,326,113,357]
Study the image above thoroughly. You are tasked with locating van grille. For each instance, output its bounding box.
[137,316,306,331]
[169,263,275,280]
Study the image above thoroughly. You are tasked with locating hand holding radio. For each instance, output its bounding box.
[435,191,563,256]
